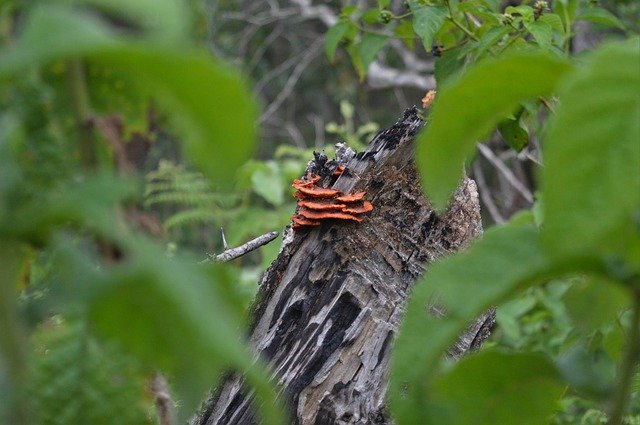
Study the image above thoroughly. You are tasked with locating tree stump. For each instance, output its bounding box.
[195,108,492,424]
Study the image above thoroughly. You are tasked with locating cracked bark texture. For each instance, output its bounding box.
[194,108,493,425]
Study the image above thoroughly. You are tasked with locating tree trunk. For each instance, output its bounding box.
[194,108,493,425]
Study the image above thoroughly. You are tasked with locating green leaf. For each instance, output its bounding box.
[361,9,381,24]
[28,319,149,425]
[416,54,573,209]
[539,13,565,35]
[541,39,640,260]
[389,222,563,424]
[53,241,285,424]
[433,351,565,425]
[395,20,416,50]
[525,20,553,50]
[474,25,510,59]
[434,46,466,89]
[0,5,258,188]
[251,161,285,206]
[325,21,350,62]
[66,0,190,43]
[578,7,626,30]
[498,115,529,151]
[408,2,448,50]
[358,33,389,79]
[556,343,616,397]
[102,47,257,186]
[564,277,630,334]
[506,5,534,22]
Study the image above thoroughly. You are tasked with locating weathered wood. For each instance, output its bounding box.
[195,108,492,425]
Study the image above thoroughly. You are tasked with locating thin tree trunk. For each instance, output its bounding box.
[194,108,493,424]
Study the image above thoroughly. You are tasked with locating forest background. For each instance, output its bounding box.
[0,0,638,424]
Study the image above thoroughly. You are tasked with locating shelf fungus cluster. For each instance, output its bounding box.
[291,173,373,230]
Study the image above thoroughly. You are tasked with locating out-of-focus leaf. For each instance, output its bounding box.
[556,343,617,397]
[408,2,447,50]
[28,319,149,425]
[433,351,565,425]
[99,47,257,187]
[416,54,572,209]
[0,173,135,245]
[361,9,381,24]
[578,7,626,30]
[434,46,466,89]
[389,222,567,424]
[0,243,30,424]
[563,277,630,334]
[66,0,190,43]
[324,21,350,62]
[52,240,285,424]
[541,39,640,261]
[0,5,257,187]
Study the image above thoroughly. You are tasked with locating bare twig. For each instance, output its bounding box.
[150,373,177,425]
[476,143,534,203]
[203,231,279,263]
[259,38,323,124]
[472,161,506,224]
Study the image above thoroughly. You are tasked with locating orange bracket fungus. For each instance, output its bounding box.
[290,172,374,230]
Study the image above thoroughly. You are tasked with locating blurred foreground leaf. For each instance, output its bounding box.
[416,54,572,209]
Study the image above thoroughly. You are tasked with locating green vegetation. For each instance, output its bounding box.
[0,0,638,424]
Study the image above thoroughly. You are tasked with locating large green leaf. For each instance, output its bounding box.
[389,222,559,423]
[432,351,565,425]
[99,47,257,186]
[563,277,630,335]
[408,2,447,50]
[541,39,640,262]
[0,4,257,187]
[53,240,285,424]
[415,54,573,210]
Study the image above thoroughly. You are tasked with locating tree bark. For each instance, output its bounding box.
[194,108,493,425]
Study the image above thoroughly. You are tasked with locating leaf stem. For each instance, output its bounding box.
[445,0,479,42]
[67,59,96,169]
[608,285,640,424]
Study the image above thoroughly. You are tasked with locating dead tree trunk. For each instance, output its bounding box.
[194,108,492,424]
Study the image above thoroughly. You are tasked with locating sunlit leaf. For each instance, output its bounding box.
[541,39,640,261]
[416,54,572,209]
